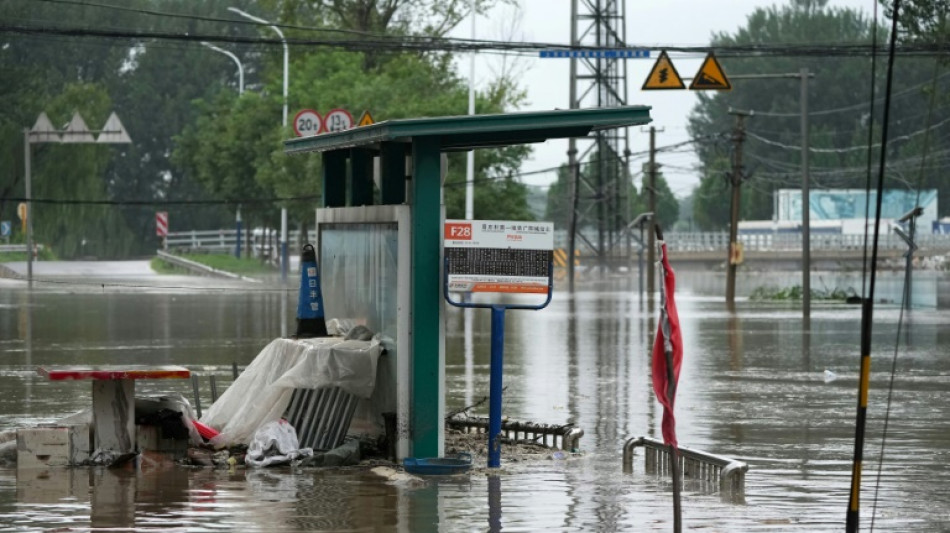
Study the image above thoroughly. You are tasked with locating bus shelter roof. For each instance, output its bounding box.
[283,105,652,154]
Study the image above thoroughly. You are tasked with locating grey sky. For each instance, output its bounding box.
[451,0,874,199]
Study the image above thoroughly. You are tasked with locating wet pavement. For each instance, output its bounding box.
[1,266,949,531]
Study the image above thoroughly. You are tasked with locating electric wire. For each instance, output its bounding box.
[847,0,899,529]
[870,12,946,530]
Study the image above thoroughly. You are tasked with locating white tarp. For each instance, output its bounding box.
[201,337,383,447]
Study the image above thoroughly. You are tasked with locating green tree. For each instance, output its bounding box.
[687,0,950,228]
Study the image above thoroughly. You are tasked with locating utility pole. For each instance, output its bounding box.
[726,109,751,305]
[647,126,657,296]
[567,0,578,293]
[800,67,811,324]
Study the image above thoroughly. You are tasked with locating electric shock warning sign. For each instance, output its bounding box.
[444,220,554,295]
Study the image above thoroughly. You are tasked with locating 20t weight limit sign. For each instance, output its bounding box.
[293,109,323,137]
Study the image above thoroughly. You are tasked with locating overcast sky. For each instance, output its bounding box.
[449,0,874,199]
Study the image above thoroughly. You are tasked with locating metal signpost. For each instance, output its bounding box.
[23,111,130,287]
[443,219,554,468]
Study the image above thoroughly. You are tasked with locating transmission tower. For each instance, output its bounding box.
[567,0,631,283]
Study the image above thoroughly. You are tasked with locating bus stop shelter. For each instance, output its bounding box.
[284,106,652,459]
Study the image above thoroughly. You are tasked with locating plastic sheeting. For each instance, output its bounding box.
[201,337,383,447]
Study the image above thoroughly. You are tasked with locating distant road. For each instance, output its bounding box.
[0,260,156,278]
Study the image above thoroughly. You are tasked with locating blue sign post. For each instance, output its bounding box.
[444,220,554,468]
[0,221,10,239]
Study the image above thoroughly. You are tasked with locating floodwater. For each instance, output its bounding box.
[1,269,949,531]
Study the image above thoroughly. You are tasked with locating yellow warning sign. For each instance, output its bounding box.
[642,50,686,91]
[357,110,375,127]
[689,53,731,91]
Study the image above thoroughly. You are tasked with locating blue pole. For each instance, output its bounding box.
[488,304,506,468]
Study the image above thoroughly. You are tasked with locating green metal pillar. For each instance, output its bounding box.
[380,142,406,205]
[349,148,374,206]
[410,136,442,458]
[323,150,347,207]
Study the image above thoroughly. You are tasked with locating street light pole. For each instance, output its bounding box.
[23,130,33,288]
[228,7,290,282]
[201,41,244,94]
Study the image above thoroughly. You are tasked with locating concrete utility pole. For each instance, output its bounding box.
[719,72,814,313]
[800,68,811,323]
[726,109,751,305]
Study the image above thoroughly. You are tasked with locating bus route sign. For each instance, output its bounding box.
[444,219,554,297]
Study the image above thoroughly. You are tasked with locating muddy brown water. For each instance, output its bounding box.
[1,270,949,531]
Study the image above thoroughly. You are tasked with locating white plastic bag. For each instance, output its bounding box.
[245,419,313,467]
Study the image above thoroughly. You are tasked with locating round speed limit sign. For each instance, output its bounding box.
[324,108,354,133]
[293,109,323,137]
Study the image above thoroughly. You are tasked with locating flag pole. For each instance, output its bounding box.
[657,224,682,533]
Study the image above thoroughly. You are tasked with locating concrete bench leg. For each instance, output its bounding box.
[92,379,135,454]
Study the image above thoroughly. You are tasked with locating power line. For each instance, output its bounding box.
[746,115,950,153]
[4,22,950,57]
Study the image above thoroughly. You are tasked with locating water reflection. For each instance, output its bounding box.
[1,272,950,530]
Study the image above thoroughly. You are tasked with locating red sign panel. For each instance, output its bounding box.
[444,222,472,240]
[156,211,168,237]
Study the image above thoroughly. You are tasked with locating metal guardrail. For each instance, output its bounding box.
[155,250,259,282]
[447,415,584,452]
[664,231,950,253]
[0,244,45,253]
[164,229,304,257]
[623,436,748,500]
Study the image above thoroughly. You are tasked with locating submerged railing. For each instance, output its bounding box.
[447,416,584,452]
[623,436,748,500]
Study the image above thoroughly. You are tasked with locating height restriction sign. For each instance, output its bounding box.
[444,220,554,302]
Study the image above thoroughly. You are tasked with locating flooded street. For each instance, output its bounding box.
[1,270,949,531]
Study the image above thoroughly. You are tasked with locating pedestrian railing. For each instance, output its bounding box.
[623,436,748,500]
[447,415,584,452]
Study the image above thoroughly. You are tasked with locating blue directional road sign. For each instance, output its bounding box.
[539,49,650,59]
[0,221,10,238]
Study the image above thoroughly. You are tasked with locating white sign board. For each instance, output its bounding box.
[293,109,323,137]
[444,220,554,295]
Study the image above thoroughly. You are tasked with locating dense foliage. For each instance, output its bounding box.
[687,0,950,230]
[0,0,528,259]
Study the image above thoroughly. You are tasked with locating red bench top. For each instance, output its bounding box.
[38,365,191,381]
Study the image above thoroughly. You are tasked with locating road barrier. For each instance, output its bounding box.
[623,436,748,501]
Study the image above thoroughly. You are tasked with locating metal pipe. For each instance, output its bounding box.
[488,305,505,468]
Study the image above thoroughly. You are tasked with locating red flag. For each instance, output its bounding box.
[652,240,683,449]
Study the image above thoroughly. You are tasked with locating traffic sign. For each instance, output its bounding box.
[156,211,168,237]
[357,110,375,127]
[642,50,685,90]
[0,221,10,238]
[323,108,354,133]
[293,109,323,137]
[689,52,732,91]
[539,49,650,59]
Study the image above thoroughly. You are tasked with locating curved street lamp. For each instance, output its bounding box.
[227,7,290,281]
[200,41,244,94]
